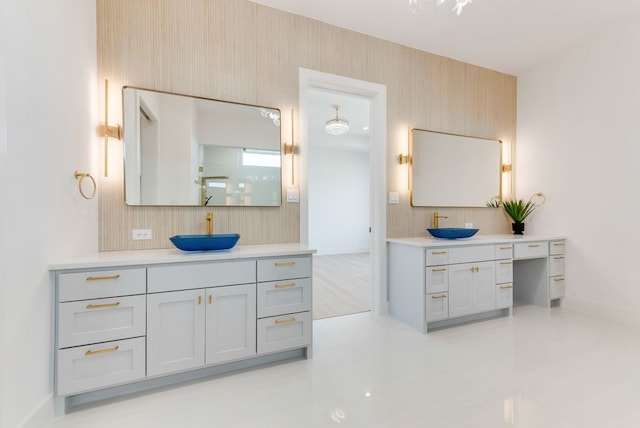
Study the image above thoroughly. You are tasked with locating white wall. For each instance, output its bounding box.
[0,1,97,426]
[517,22,640,326]
[308,135,370,255]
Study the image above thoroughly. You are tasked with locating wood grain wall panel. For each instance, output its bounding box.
[96,0,516,251]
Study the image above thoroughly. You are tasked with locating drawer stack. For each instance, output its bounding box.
[256,256,312,354]
[549,240,566,300]
[495,244,514,309]
[56,269,147,395]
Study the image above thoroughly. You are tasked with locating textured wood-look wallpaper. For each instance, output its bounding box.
[96,0,516,251]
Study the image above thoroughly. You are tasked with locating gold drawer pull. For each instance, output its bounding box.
[500,261,512,265]
[86,302,120,310]
[432,251,447,255]
[85,345,119,356]
[275,317,296,325]
[275,283,296,289]
[553,256,565,260]
[209,295,213,304]
[554,278,565,282]
[86,274,120,281]
[275,261,295,267]
[431,268,447,273]
[198,296,202,305]
[528,244,541,248]
[500,285,513,289]
[499,246,512,250]
[553,243,565,246]
[431,294,447,299]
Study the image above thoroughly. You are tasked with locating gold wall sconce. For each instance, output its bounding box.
[98,79,122,177]
[500,139,512,199]
[283,109,297,186]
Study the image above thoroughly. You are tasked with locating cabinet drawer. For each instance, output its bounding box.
[257,311,311,355]
[147,260,255,293]
[550,240,566,256]
[495,260,513,284]
[549,255,565,277]
[56,337,145,396]
[513,242,548,260]
[550,277,566,300]
[426,293,448,322]
[426,249,448,266]
[257,256,311,282]
[448,245,494,264]
[496,284,513,309]
[257,278,311,318]
[58,268,146,302]
[425,266,448,294]
[58,295,146,349]
[495,244,513,260]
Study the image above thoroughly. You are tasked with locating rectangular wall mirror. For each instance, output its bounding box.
[410,129,501,207]
[122,87,282,206]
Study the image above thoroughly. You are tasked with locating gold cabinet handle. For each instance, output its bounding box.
[554,278,565,282]
[209,295,213,304]
[86,301,120,310]
[85,345,119,356]
[86,274,120,281]
[431,294,447,299]
[500,285,513,289]
[275,261,295,267]
[432,251,447,255]
[275,283,296,289]
[275,317,296,324]
[469,267,479,273]
[500,261,512,265]
[553,243,565,246]
[553,256,565,260]
[198,296,202,305]
[528,244,541,248]
[431,268,447,273]
[499,246,512,250]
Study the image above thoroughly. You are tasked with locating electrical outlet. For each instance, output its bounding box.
[132,229,153,240]
[286,188,300,203]
[388,192,399,204]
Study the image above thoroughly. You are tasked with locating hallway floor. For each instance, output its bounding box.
[50,306,640,427]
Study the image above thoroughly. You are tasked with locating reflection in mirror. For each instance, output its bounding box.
[410,129,501,207]
[122,87,282,206]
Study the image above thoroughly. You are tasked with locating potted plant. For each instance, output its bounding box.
[501,199,537,235]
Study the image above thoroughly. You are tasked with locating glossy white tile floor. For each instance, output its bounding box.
[50,306,640,427]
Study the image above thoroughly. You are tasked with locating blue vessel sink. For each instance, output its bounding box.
[427,228,479,239]
[169,234,240,251]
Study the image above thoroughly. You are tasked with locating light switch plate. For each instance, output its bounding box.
[286,188,300,203]
[388,192,399,204]
[132,229,153,240]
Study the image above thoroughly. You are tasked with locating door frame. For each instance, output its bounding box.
[298,68,388,314]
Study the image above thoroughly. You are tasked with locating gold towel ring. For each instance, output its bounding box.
[529,192,545,207]
[74,171,97,199]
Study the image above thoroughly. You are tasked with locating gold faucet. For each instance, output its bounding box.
[433,211,448,229]
[206,212,213,235]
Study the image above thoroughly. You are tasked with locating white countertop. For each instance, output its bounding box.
[49,243,316,270]
[387,234,566,248]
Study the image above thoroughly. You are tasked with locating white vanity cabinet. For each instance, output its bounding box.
[51,244,314,414]
[388,235,565,333]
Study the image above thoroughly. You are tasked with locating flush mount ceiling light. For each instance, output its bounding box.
[409,0,472,16]
[325,105,350,136]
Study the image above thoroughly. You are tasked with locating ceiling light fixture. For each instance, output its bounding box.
[409,0,472,16]
[325,105,349,136]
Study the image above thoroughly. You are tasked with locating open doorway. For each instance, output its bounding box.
[307,89,371,319]
[299,68,387,318]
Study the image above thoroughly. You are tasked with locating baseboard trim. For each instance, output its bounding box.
[19,393,53,428]
[563,295,640,328]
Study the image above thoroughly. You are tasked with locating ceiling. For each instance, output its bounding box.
[250,0,640,76]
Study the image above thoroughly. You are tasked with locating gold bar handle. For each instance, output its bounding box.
[499,246,512,250]
[528,244,541,248]
[86,302,120,310]
[86,274,120,281]
[500,261,512,265]
[209,295,213,304]
[553,243,565,246]
[431,294,447,299]
[554,278,565,282]
[553,256,565,260]
[500,285,513,289]
[432,251,447,255]
[198,296,202,305]
[275,283,296,289]
[275,261,295,267]
[85,345,119,356]
[431,268,447,272]
[275,317,296,325]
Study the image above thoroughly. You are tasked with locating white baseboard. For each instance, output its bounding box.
[19,393,53,428]
[313,247,369,256]
[563,295,640,328]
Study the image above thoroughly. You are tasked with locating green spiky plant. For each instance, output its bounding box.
[501,199,536,223]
